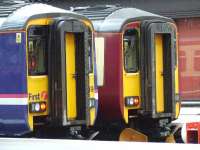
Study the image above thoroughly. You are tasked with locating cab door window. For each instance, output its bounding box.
[28,26,49,75]
[123,29,139,73]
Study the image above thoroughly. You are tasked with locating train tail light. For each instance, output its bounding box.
[40,102,47,111]
[125,96,140,107]
[29,102,47,113]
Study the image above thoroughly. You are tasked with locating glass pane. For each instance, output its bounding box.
[28,26,48,75]
[95,37,104,86]
[123,29,138,73]
[88,30,93,73]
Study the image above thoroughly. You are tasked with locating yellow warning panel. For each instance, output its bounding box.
[155,34,164,113]
[66,33,77,120]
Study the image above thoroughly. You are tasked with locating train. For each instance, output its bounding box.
[74,5,180,142]
[0,2,180,142]
[0,3,98,136]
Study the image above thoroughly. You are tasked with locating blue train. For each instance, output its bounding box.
[0,3,98,136]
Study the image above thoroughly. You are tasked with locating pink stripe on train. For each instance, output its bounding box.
[0,94,27,98]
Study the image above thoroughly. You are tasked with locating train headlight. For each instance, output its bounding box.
[125,96,140,107]
[29,102,47,113]
[89,98,96,108]
[35,103,40,112]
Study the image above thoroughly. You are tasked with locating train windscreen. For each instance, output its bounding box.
[28,26,49,75]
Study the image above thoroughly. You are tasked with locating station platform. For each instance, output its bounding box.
[0,138,200,150]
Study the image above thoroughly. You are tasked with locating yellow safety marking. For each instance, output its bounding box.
[155,34,164,113]
[175,62,179,94]
[66,33,77,120]
[175,32,180,118]
[175,102,180,119]
[28,76,49,116]
[89,74,96,125]
[123,72,141,123]
[89,107,96,125]
[89,73,95,98]
[26,18,52,27]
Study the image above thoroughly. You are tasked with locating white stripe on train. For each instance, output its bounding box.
[0,98,28,105]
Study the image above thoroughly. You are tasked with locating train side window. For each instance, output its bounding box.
[28,26,49,76]
[88,29,93,73]
[123,29,139,73]
[95,37,104,86]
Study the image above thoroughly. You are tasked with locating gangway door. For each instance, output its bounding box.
[48,18,90,126]
[140,21,177,119]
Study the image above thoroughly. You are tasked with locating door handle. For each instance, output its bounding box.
[72,73,78,79]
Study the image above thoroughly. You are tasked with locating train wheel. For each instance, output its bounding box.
[119,128,148,142]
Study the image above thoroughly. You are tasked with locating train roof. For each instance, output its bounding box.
[0,2,88,31]
[74,6,173,32]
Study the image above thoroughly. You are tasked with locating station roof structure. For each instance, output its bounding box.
[45,0,200,19]
[72,6,172,32]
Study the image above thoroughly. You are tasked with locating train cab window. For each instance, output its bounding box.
[123,29,139,73]
[28,26,49,75]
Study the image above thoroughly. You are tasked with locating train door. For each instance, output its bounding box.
[140,21,177,119]
[48,19,90,126]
